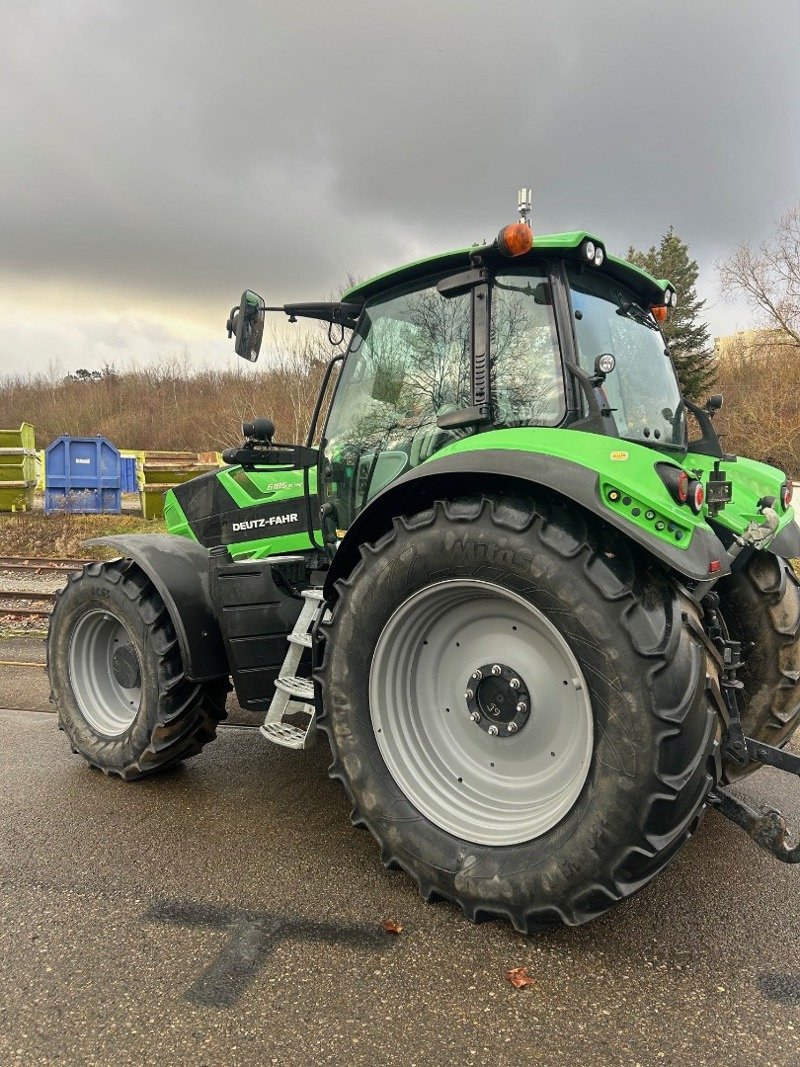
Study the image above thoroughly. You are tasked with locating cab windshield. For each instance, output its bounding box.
[567,267,686,450]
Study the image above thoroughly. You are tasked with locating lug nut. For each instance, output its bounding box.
[488,725,499,736]
[510,677,520,690]
[507,722,518,733]
[491,664,501,676]
[465,689,473,700]
[471,669,482,681]
[516,701,527,713]
[470,711,480,723]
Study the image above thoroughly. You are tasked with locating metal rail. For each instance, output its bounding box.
[0,589,56,618]
[0,590,56,603]
[0,562,82,575]
[0,607,52,619]
[0,555,90,573]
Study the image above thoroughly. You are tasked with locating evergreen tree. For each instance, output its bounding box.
[627,227,716,401]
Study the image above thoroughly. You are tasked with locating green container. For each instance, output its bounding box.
[0,483,35,511]
[141,452,217,519]
[0,423,37,511]
[0,422,35,450]
[141,486,168,520]
[0,450,37,485]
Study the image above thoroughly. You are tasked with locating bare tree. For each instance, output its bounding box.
[718,202,800,348]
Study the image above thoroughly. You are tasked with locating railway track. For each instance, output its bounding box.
[0,590,56,618]
[0,556,88,619]
[0,555,90,575]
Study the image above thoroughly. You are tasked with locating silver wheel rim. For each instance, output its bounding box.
[369,580,593,846]
[68,610,142,737]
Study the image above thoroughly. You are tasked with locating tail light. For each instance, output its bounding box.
[658,464,689,504]
[689,479,705,514]
[781,481,794,510]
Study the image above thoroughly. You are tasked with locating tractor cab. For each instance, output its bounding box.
[220,207,689,546]
[320,230,685,534]
[213,196,795,571]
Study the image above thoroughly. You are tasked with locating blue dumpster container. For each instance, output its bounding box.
[44,435,122,514]
[120,455,138,493]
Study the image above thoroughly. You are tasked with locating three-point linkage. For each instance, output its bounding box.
[703,592,800,863]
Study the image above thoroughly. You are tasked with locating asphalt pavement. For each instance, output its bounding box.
[1,634,799,1066]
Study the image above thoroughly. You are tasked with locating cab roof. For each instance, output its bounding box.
[342,231,672,307]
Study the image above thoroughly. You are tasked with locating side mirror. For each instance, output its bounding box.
[705,394,723,418]
[226,290,265,362]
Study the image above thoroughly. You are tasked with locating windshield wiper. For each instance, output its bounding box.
[616,300,659,331]
[493,279,552,304]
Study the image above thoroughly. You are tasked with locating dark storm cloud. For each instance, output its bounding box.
[1,0,798,319]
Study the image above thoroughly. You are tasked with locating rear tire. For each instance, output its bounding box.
[47,559,228,779]
[717,552,800,780]
[317,495,716,931]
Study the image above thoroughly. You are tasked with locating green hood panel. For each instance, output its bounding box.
[432,427,795,551]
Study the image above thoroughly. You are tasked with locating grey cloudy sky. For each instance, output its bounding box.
[1,0,798,375]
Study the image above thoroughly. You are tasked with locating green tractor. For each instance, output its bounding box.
[48,194,800,931]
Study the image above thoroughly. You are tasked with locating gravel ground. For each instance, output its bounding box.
[0,568,74,596]
[0,566,69,636]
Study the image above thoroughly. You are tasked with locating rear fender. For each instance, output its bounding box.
[86,534,228,681]
[324,450,731,598]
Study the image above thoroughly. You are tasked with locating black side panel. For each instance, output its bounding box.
[323,450,731,597]
[770,519,800,560]
[208,550,304,712]
[85,534,229,682]
[171,468,316,549]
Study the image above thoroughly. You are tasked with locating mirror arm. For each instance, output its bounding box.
[565,361,602,417]
[683,396,725,458]
[281,302,363,327]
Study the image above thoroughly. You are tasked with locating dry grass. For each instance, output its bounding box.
[0,513,165,560]
[0,328,335,453]
[714,337,800,477]
[1,328,797,476]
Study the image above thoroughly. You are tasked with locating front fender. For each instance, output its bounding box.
[324,448,730,598]
[86,534,228,681]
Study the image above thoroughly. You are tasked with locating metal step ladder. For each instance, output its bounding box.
[260,587,324,750]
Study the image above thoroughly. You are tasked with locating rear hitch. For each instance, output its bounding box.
[708,787,800,863]
[700,590,800,863]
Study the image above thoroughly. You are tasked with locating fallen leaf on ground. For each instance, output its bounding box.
[382,919,403,935]
[505,966,536,989]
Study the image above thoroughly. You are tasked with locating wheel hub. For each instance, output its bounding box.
[112,644,141,689]
[68,610,142,737]
[466,662,530,736]
[369,579,594,845]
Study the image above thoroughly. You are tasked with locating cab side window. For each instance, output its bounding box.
[322,278,471,527]
[491,270,565,426]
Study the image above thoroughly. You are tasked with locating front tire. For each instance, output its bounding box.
[47,559,228,779]
[315,495,716,930]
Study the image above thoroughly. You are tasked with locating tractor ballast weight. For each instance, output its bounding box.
[47,197,800,932]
